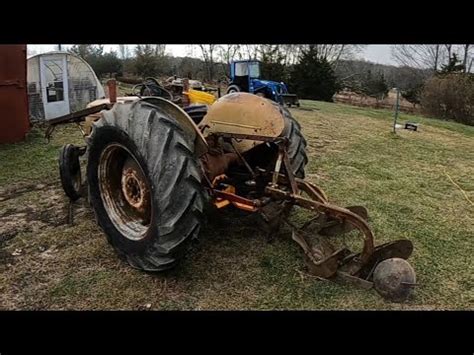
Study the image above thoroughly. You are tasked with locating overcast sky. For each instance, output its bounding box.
[27,44,396,66]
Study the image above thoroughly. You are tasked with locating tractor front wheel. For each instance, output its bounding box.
[226,84,241,94]
[87,100,205,271]
[59,144,84,201]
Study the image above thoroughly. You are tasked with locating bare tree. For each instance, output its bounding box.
[279,45,301,66]
[445,44,452,61]
[151,44,166,57]
[459,44,474,73]
[214,44,301,65]
[242,45,259,60]
[132,45,166,59]
[185,45,196,58]
[295,45,365,67]
[118,45,129,59]
[462,44,469,70]
[198,44,217,81]
[434,45,440,72]
[216,45,242,78]
[392,45,445,71]
[392,44,473,73]
[217,45,241,63]
[257,44,283,62]
[445,44,473,73]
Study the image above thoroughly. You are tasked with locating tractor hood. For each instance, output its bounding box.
[257,79,281,86]
[254,80,289,94]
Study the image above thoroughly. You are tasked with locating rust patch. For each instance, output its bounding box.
[121,167,150,215]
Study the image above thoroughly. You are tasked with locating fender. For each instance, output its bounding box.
[199,92,287,153]
[86,96,208,157]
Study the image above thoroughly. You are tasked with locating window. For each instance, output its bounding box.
[248,62,260,78]
[234,61,261,78]
[235,62,249,76]
[46,81,64,102]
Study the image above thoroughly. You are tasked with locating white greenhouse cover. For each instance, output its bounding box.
[27,51,105,120]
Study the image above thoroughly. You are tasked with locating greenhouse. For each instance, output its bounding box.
[27,51,105,120]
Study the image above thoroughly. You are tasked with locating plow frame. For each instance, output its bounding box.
[206,131,414,294]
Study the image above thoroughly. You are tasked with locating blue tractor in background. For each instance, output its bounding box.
[226,60,300,107]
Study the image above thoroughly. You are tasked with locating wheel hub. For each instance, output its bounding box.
[98,143,152,241]
[121,158,149,215]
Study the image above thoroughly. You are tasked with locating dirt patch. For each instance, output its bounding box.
[0,183,80,244]
[0,182,57,202]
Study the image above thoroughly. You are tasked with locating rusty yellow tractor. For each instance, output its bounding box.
[48,81,416,302]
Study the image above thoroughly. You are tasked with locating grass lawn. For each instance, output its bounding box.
[0,100,473,310]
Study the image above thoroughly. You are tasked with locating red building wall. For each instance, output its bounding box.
[0,45,30,144]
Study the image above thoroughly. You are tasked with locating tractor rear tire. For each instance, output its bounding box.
[279,104,308,178]
[183,104,208,125]
[87,100,205,271]
[259,103,308,237]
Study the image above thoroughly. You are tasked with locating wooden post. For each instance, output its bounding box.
[106,79,117,103]
[182,78,190,107]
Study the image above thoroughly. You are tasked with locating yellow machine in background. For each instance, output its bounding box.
[186,88,217,105]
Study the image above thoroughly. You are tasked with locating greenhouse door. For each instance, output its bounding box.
[40,55,70,119]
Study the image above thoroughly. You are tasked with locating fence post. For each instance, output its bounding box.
[393,88,400,133]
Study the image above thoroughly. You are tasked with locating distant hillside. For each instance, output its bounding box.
[335,59,432,91]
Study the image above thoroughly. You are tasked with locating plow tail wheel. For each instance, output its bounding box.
[87,100,205,271]
[373,258,416,302]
